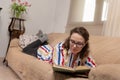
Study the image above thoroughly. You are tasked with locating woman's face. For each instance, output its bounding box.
[69,33,85,55]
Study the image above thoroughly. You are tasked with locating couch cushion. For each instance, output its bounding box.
[89,64,120,80]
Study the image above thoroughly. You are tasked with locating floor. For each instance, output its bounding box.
[0,58,20,80]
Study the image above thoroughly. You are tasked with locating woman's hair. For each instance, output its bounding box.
[63,27,90,60]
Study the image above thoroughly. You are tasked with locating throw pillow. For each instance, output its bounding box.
[19,34,38,48]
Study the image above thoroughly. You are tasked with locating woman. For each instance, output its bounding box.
[37,27,96,68]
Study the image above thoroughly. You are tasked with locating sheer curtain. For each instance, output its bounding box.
[102,0,120,37]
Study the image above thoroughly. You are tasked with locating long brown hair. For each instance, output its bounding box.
[63,27,90,60]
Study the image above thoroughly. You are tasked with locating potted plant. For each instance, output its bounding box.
[8,0,31,39]
[11,0,31,18]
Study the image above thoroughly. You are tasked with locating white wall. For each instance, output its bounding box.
[0,0,10,57]
[0,0,71,57]
[53,0,71,32]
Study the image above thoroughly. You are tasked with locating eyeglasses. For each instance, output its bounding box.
[70,39,85,48]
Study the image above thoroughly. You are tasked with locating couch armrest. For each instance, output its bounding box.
[89,64,120,80]
[10,38,19,47]
[6,47,55,80]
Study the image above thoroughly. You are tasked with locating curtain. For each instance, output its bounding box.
[102,0,120,37]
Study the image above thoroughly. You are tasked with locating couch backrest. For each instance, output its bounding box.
[11,33,120,65]
[89,36,120,65]
[47,33,69,46]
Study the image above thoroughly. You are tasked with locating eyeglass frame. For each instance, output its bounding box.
[69,39,85,48]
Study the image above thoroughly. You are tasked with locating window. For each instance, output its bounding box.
[68,0,108,25]
[101,0,108,21]
[82,0,96,22]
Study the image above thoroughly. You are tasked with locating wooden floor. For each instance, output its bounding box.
[0,58,20,80]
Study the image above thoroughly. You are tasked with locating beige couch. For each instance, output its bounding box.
[6,33,120,80]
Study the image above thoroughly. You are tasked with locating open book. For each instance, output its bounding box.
[53,65,90,74]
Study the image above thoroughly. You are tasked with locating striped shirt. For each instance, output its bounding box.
[37,42,96,68]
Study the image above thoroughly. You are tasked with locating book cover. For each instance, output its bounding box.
[52,65,90,74]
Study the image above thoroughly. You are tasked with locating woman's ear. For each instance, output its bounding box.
[83,41,88,47]
[85,41,88,44]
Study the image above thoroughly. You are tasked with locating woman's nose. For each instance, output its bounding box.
[73,44,77,47]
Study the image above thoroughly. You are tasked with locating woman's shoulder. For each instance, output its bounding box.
[86,55,96,67]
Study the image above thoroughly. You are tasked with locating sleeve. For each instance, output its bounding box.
[37,44,53,64]
[85,55,96,68]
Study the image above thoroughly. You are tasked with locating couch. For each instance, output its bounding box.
[5,33,120,80]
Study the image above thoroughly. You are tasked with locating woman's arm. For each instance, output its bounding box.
[85,56,96,68]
